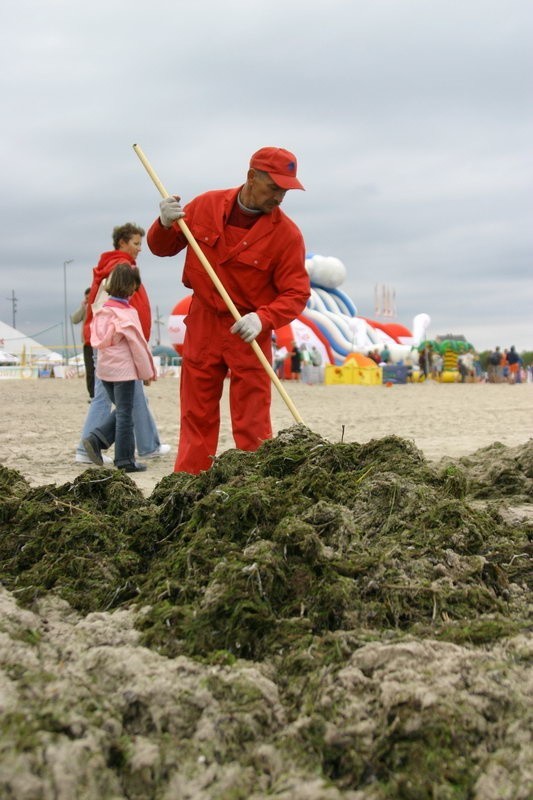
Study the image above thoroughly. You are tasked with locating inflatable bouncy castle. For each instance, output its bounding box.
[168,254,431,367]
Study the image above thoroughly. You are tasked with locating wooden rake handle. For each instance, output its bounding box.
[132,143,305,426]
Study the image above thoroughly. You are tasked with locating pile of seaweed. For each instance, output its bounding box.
[1,428,531,661]
[443,439,533,502]
[1,428,532,799]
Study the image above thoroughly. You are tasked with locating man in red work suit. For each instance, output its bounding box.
[147,146,311,474]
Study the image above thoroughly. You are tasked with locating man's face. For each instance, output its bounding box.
[119,234,143,259]
[247,169,287,213]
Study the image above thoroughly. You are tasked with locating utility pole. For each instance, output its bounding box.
[154,305,165,346]
[63,259,74,361]
[6,290,18,329]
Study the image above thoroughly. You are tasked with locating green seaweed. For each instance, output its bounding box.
[1,430,531,656]
[0,430,532,799]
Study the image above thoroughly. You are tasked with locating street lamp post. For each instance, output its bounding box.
[63,259,74,362]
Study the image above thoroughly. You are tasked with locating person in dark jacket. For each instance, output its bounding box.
[70,287,94,398]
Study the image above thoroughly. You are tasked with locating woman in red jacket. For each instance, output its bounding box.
[148,147,311,474]
[75,223,170,464]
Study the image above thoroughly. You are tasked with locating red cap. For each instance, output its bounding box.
[249,147,304,190]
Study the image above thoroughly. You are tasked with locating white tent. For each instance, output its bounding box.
[0,349,20,364]
[68,353,85,366]
[0,320,63,363]
[35,352,64,365]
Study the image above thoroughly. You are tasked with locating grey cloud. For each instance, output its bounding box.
[1,0,532,353]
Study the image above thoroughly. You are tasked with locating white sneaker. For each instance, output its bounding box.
[141,443,171,459]
[75,452,113,465]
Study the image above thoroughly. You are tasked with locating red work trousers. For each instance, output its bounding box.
[175,303,273,474]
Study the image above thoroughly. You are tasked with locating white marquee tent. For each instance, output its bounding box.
[0,320,63,363]
[0,349,20,364]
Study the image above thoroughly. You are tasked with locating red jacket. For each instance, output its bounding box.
[147,186,310,331]
[83,251,152,344]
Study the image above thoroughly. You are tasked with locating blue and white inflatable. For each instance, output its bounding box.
[302,254,430,365]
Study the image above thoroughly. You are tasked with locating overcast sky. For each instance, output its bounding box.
[1,0,532,354]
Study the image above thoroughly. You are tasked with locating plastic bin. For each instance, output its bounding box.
[382,365,410,384]
[301,365,324,384]
[353,366,382,385]
[324,365,355,385]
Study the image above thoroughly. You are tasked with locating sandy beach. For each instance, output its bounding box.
[1,374,532,493]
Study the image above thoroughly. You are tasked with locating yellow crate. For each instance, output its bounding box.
[353,366,382,385]
[324,364,356,385]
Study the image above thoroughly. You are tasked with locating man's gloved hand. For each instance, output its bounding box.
[159,196,185,228]
[231,312,262,343]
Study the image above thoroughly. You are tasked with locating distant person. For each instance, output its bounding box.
[310,346,322,367]
[290,342,302,380]
[462,349,475,381]
[473,353,483,380]
[367,349,381,365]
[506,346,520,384]
[70,287,94,398]
[457,355,468,383]
[431,352,443,381]
[380,344,391,364]
[75,223,170,465]
[501,349,510,382]
[487,346,501,383]
[83,264,157,473]
[418,346,432,380]
[300,343,311,365]
[273,339,288,379]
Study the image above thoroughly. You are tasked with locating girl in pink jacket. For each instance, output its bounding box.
[83,264,157,473]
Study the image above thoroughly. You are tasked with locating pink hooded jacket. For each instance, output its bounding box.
[91,300,157,383]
